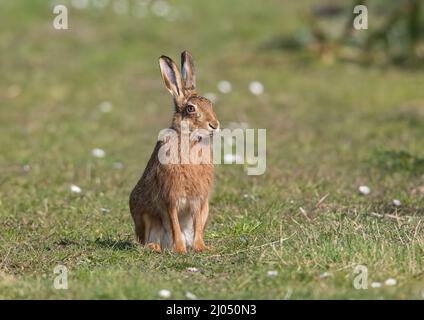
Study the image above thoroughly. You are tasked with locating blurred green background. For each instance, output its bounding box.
[0,0,423,299]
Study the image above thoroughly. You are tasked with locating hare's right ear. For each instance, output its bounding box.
[181,51,196,93]
[159,55,185,108]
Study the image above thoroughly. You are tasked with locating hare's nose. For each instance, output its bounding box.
[208,121,220,131]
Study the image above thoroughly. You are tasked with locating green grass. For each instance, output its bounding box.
[0,0,423,299]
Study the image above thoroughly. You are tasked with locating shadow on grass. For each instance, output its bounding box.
[93,238,137,251]
[54,238,137,251]
[370,201,424,216]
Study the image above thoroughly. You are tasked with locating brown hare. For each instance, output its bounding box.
[129,51,220,253]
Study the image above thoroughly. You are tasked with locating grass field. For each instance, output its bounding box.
[0,0,423,299]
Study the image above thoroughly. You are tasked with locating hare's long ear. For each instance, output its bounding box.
[159,55,185,108]
[181,51,196,93]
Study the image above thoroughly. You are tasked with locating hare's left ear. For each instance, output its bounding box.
[181,51,196,92]
[159,55,185,108]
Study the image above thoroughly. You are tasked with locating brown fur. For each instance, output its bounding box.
[129,51,219,253]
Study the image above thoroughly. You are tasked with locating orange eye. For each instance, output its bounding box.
[186,105,196,113]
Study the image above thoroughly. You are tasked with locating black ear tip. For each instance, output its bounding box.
[159,55,170,62]
[181,50,193,58]
[159,55,175,69]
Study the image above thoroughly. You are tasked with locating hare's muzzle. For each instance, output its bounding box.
[208,121,220,132]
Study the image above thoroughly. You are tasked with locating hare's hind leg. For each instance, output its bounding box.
[132,211,146,244]
[132,210,162,252]
[144,215,162,252]
[130,192,148,244]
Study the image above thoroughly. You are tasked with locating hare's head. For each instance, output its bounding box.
[159,51,219,135]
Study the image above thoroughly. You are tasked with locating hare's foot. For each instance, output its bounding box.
[145,242,161,253]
